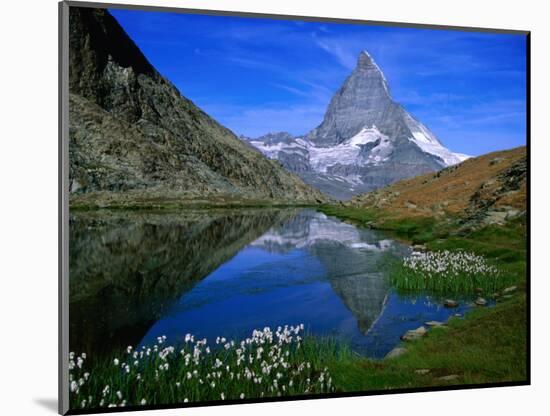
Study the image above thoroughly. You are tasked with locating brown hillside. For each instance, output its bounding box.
[351,147,527,224]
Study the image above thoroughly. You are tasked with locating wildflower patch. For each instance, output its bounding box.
[392,250,509,294]
[69,325,335,409]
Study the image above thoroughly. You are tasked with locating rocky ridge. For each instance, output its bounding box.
[68,8,326,207]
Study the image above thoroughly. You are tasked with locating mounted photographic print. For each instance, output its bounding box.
[58,1,530,414]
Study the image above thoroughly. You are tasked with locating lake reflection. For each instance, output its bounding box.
[70,208,472,360]
[69,208,294,357]
[137,209,408,355]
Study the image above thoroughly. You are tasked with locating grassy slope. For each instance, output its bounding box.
[350,146,526,218]
[316,147,528,390]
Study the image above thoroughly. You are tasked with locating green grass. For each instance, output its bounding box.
[68,326,348,410]
[326,294,527,391]
[69,193,323,211]
[318,205,455,243]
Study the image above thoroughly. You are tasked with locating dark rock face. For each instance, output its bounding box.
[68,7,325,204]
[247,51,467,200]
[306,51,401,147]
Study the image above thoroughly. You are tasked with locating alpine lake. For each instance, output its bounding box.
[69,208,479,360]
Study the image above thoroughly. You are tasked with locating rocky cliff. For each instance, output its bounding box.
[68,7,325,206]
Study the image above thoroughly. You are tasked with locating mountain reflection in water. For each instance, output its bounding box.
[69,209,295,357]
[70,208,469,359]
[135,209,408,355]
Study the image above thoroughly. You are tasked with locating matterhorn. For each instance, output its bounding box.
[247,51,468,199]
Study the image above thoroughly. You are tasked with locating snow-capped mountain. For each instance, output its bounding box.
[246,51,469,200]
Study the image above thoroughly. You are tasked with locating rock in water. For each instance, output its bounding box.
[444,299,459,308]
[475,297,488,306]
[401,326,427,341]
[246,51,468,199]
[68,7,325,205]
[425,321,445,327]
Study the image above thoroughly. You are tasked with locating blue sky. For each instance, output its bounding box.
[110,9,527,156]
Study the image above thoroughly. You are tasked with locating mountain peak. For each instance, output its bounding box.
[306,49,394,146]
[248,46,469,199]
[357,50,375,69]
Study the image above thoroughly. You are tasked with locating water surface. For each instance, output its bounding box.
[70,208,473,359]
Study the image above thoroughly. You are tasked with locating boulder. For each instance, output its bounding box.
[400,326,427,341]
[483,211,507,225]
[502,286,517,294]
[385,347,407,359]
[425,321,445,327]
[415,369,431,375]
[438,374,460,381]
[444,299,459,308]
[475,297,487,306]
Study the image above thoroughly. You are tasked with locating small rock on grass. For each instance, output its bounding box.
[385,347,407,359]
[438,374,460,381]
[503,286,517,294]
[401,326,427,341]
[475,297,487,306]
[444,299,459,308]
[415,369,430,375]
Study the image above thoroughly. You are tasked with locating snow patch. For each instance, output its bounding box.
[249,140,308,160]
[248,126,397,189]
[309,126,392,172]
[404,113,470,166]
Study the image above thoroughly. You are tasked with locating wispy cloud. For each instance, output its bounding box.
[111,9,527,155]
[199,101,326,138]
[314,36,359,69]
